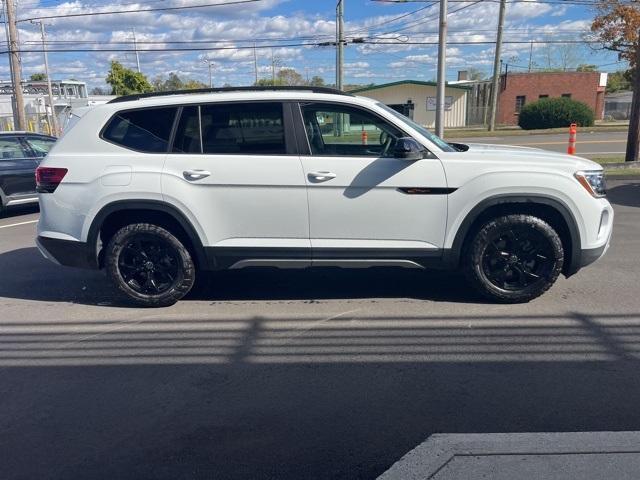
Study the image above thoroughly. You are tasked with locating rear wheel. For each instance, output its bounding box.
[463,214,564,303]
[105,223,195,307]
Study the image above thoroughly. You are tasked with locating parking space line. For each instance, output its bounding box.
[0,219,38,229]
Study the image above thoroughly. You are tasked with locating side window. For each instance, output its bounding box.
[515,95,526,113]
[102,107,177,153]
[173,106,201,153]
[300,102,403,157]
[0,137,30,160]
[199,102,285,155]
[24,137,56,157]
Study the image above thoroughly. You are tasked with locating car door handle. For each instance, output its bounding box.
[183,169,211,181]
[308,171,336,182]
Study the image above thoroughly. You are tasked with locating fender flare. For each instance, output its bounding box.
[446,194,582,275]
[87,200,208,269]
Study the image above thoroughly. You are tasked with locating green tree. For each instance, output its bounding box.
[184,79,208,90]
[106,61,153,96]
[518,97,595,130]
[29,73,47,81]
[606,70,632,93]
[308,75,326,87]
[277,68,305,86]
[576,64,598,72]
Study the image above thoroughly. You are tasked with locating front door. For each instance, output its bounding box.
[162,101,310,269]
[297,102,448,264]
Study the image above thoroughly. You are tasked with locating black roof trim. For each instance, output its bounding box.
[108,86,352,104]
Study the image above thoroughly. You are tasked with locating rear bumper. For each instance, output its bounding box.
[36,235,98,269]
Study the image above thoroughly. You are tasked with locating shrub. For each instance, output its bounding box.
[518,97,595,130]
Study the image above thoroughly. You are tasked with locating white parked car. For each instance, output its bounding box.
[35,87,613,307]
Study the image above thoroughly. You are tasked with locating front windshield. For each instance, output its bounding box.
[376,102,456,152]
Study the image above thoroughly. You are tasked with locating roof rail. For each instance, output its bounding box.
[108,85,352,104]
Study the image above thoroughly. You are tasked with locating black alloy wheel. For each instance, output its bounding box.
[105,223,195,307]
[118,234,181,295]
[481,226,555,292]
[464,214,564,303]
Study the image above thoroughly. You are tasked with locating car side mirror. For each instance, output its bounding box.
[393,137,425,161]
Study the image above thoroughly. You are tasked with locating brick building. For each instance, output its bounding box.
[497,71,608,126]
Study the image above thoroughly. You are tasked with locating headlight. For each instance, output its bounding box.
[575,170,606,198]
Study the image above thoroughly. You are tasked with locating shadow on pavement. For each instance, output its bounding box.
[0,247,486,306]
[1,312,640,479]
[607,182,640,208]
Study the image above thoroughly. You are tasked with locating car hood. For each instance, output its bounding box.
[460,142,602,171]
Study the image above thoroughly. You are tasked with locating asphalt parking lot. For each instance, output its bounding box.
[1,179,640,480]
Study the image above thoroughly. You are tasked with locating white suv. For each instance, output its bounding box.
[35,86,613,307]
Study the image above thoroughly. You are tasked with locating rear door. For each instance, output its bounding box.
[162,101,310,269]
[0,135,38,198]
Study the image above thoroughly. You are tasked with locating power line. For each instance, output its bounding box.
[376,0,484,35]
[346,2,437,35]
[0,41,317,54]
[17,0,263,23]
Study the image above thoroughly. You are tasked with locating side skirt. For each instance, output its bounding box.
[204,247,447,271]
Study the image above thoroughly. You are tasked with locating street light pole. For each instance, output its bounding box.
[435,0,447,138]
[203,59,213,87]
[32,20,59,136]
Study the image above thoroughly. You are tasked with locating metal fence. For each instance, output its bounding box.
[0,113,55,135]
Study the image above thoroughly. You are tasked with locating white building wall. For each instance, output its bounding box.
[355,83,468,128]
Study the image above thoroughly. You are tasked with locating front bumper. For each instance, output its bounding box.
[36,235,98,269]
[578,242,610,269]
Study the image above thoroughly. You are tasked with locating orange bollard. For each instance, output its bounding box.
[361,129,368,145]
[567,123,577,155]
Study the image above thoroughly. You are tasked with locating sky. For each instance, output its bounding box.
[0,0,626,91]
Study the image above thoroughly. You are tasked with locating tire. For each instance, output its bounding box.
[463,214,564,303]
[105,223,195,307]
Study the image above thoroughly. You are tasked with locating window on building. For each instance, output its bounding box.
[515,96,526,113]
[102,107,178,153]
[562,93,572,98]
[200,102,286,155]
[539,95,549,99]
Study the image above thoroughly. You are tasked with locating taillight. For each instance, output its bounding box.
[36,167,68,193]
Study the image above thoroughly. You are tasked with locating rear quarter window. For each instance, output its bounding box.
[102,107,177,153]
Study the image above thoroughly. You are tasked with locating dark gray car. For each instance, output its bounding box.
[0,132,56,214]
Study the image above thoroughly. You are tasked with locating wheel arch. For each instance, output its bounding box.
[87,200,208,269]
[447,195,582,277]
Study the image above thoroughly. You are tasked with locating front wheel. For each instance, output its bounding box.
[463,214,564,303]
[105,223,195,307]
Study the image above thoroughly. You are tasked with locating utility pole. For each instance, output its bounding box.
[31,21,59,136]
[435,0,447,138]
[528,40,533,72]
[336,0,344,91]
[488,0,506,132]
[132,28,141,73]
[253,42,258,85]
[5,0,26,130]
